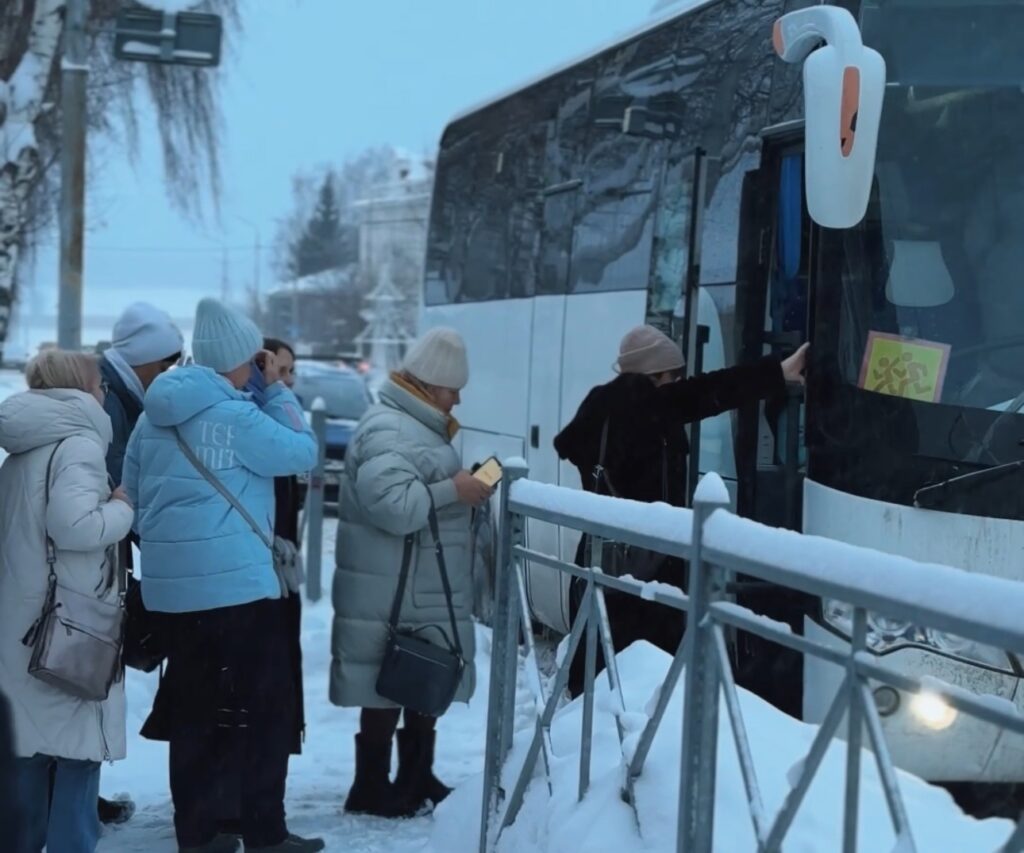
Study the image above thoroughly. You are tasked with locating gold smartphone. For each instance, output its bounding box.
[473,456,503,488]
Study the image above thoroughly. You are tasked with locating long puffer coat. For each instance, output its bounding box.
[0,389,134,761]
[330,377,475,709]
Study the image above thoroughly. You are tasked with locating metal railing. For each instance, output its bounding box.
[479,461,1024,853]
[303,398,328,602]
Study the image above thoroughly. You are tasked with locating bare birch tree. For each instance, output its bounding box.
[0,0,237,357]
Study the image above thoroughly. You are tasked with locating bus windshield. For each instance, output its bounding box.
[820,2,1024,465]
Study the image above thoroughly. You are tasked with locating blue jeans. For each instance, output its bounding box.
[12,754,101,853]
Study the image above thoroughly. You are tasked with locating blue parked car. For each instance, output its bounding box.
[292,360,373,502]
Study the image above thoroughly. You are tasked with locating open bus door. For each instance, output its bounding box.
[731,122,815,718]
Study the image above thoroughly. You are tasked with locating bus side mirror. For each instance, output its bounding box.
[774,7,886,229]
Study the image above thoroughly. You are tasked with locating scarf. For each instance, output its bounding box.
[103,348,146,406]
[390,372,461,440]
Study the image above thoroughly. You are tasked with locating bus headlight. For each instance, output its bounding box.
[822,601,1013,672]
[867,612,914,641]
[910,692,958,731]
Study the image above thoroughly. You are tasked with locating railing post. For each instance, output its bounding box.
[479,461,528,853]
[579,538,603,801]
[678,477,730,853]
[305,398,327,602]
[843,607,868,853]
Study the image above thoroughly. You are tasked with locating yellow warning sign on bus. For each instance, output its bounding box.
[858,332,951,403]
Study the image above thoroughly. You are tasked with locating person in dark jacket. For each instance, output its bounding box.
[98,303,183,825]
[554,325,807,696]
[100,302,185,484]
[215,338,306,838]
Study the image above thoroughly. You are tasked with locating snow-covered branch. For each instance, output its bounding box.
[0,0,66,351]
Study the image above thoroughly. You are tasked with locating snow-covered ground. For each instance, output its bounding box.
[0,368,1016,851]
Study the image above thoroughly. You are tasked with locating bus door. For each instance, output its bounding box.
[735,124,812,531]
[732,123,814,718]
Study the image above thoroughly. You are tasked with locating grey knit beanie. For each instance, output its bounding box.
[191,298,264,373]
[614,326,685,375]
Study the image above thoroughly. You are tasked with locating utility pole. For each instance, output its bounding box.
[58,0,89,351]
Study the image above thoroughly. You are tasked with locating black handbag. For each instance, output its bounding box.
[587,419,674,584]
[375,503,465,717]
[122,549,166,674]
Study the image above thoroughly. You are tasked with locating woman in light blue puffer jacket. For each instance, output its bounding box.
[123,299,322,853]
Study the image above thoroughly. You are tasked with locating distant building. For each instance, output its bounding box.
[354,152,434,338]
[263,267,361,356]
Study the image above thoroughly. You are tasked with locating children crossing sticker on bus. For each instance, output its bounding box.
[858,331,951,403]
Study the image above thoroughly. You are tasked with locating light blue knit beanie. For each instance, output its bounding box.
[191,298,263,373]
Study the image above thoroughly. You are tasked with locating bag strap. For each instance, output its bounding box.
[174,429,273,552]
[42,440,67,579]
[386,498,464,659]
[593,419,618,498]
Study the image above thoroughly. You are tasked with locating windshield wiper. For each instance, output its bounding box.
[914,461,1024,513]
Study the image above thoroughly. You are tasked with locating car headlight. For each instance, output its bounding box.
[822,600,1013,672]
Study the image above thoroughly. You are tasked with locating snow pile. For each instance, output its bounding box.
[434,642,1014,853]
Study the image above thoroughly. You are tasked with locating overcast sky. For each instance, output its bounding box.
[12,0,670,352]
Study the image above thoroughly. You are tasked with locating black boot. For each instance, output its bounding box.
[344,733,419,818]
[178,835,241,853]
[395,728,453,809]
[98,795,135,825]
[246,834,325,852]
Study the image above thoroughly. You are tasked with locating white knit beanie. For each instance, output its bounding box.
[111,302,184,367]
[401,327,469,390]
[191,298,264,373]
[614,325,685,375]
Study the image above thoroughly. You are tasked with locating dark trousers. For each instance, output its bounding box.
[567,571,687,698]
[165,599,295,849]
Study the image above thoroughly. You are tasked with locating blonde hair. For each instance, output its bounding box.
[26,350,101,393]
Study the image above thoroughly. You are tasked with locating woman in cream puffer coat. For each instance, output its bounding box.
[0,351,134,853]
[331,327,493,819]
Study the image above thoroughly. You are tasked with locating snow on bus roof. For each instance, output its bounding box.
[446,0,718,128]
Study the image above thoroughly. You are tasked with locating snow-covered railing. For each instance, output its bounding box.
[479,461,1024,853]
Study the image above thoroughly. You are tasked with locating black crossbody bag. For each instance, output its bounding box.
[586,419,672,584]
[376,502,465,717]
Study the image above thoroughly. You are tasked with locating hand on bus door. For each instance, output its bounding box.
[454,470,494,508]
[782,343,809,385]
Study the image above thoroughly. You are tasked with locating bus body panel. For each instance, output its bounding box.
[803,478,1024,781]
[803,619,1019,782]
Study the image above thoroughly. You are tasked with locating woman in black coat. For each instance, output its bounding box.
[213,339,307,837]
[554,325,807,696]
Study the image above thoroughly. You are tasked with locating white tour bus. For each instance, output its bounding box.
[420,0,1024,801]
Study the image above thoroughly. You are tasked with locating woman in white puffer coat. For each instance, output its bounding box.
[0,351,134,853]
